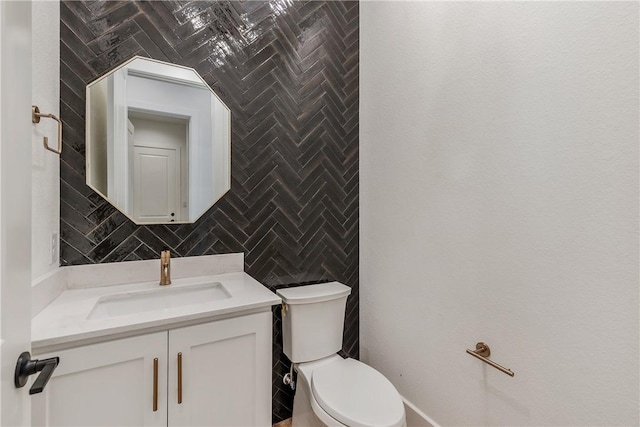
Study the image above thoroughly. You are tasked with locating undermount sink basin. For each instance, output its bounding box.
[87,282,231,320]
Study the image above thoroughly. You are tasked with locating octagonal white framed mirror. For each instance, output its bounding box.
[86,56,231,224]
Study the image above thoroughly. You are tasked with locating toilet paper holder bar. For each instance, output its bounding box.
[466,342,515,377]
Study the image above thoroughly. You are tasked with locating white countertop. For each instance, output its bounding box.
[32,271,281,352]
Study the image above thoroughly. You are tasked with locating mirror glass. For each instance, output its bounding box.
[86,57,231,224]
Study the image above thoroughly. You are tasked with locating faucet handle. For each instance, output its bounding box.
[160,250,171,285]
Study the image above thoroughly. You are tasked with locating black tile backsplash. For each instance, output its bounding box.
[60,1,359,422]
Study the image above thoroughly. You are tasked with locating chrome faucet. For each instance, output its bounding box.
[160,250,171,286]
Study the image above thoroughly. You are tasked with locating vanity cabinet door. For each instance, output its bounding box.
[168,312,272,427]
[31,332,168,427]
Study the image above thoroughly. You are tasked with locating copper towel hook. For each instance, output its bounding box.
[32,105,62,154]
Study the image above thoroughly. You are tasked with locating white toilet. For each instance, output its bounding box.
[277,282,406,427]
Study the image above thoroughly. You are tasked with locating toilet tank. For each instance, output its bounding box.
[276,282,351,363]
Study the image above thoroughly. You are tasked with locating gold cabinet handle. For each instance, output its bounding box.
[177,352,183,404]
[153,358,159,411]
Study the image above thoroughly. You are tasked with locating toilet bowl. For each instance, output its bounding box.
[292,354,406,427]
[277,283,406,427]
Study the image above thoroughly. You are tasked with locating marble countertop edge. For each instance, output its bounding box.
[32,270,281,353]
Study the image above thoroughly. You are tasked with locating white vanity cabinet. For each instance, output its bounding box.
[32,312,272,427]
[168,312,272,426]
[32,332,168,427]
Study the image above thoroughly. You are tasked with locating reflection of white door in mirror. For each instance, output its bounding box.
[129,113,188,223]
[133,145,181,223]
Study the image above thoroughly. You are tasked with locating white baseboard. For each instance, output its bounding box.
[402,396,440,427]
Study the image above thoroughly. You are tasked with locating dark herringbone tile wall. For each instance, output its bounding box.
[60,1,358,422]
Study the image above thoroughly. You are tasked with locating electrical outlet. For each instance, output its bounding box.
[50,233,58,265]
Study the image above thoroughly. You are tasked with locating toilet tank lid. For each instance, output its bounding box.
[276,282,351,305]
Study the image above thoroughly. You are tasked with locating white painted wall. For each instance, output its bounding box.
[210,94,230,217]
[87,77,108,196]
[31,1,59,281]
[360,2,639,426]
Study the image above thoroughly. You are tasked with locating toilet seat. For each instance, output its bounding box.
[310,358,405,427]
